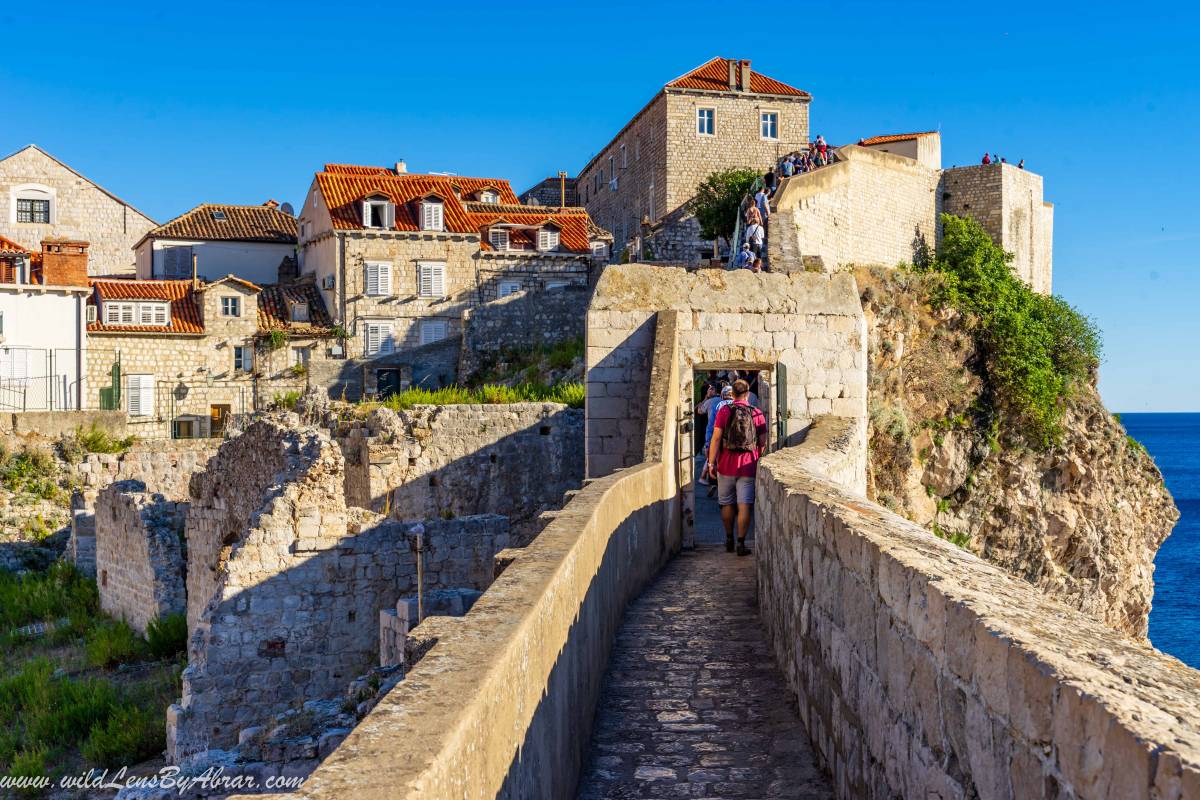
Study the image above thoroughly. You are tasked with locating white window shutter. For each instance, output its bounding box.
[365,263,379,296]
[431,263,444,297]
[366,324,379,355]
[381,324,394,354]
[384,202,396,229]
[418,264,430,297]
[363,200,372,227]
[378,263,393,296]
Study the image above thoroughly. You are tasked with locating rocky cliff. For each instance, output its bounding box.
[857,266,1178,639]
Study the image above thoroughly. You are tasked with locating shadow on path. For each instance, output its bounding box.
[576,472,832,799]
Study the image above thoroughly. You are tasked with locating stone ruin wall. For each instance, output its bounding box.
[336,403,583,542]
[69,440,220,577]
[458,285,588,378]
[169,418,511,763]
[94,480,186,635]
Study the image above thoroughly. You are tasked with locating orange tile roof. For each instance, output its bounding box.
[257,281,334,335]
[314,167,596,252]
[857,131,938,146]
[0,234,28,254]
[88,279,204,335]
[140,203,297,245]
[665,57,809,98]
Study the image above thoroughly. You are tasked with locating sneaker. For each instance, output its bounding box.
[725,535,735,553]
[737,541,750,557]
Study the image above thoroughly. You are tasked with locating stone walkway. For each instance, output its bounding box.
[576,476,832,799]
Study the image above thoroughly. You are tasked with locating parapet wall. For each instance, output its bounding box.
[755,418,1200,799]
[243,311,684,800]
[94,480,186,635]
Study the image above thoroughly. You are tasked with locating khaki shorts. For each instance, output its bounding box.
[717,474,755,506]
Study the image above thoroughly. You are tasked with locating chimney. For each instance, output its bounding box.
[39,239,89,287]
[395,160,407,174]
[727,60,737,91]
[738,60,752,92]
[263,199,280,209]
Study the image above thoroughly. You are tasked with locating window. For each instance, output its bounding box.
[291,347,310,367]
[419,319,448,345]
[233,346,253,372]
[697,108,715,136]
[417,261,446,298]
[162,246,192,278]
[363,197,394,229]
[498,280,521,298]
[104,302,135,325]
[420,201,444,231]
[537,229,560,252]
[479,190,500,204]
[288,300,309,322]
[635,137,640,161]
[364,321,394,355]
[590,241,608,258]
[620,144,627,168]
[137,303,169,326]
[221,296,241,317]
[648,181,655,221]
[364,261,393,297]
[489,228,510,251]
[126,374,154,417]
[760,111,779,140]
[211,209,227,221]
[545,280,569,290]
[16,199,50,224]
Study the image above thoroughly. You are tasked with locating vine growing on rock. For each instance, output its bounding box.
[921,214,1101,448]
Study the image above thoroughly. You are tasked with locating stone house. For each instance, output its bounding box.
[85,274,336,437]
[519,176,578,207]
[857,131,942,169]
[134,201,298,287]
[297,163,608,375]
[575,57,810,264]
[0,235,91,410]
[0,144,156,276]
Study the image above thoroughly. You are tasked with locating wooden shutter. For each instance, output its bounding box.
[378,263,393,296]
[127,374,153,417]
[362,200,373,227]
[489,228,508,251]
[427,262,445,297]
[383,202,396,229]
[380,323,394,354]
[366,323,379,355]
[420,320,446,345]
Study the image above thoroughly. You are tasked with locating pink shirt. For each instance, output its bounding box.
[712,401,767,478]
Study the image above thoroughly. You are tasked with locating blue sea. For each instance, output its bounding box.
[1121,413,1200,668]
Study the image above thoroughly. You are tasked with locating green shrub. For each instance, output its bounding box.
[0,562,98,632]
[74,425,134,455]
[266,330,288,351]
[920,215,1101,448]
[0,658,118,766]
[7,744,50,797]
[376,382,584,411]
[689,168,760,242]
[0,448,60,496]
[80,704,164,768]
[273,390,302,410]
[145,613,187,659]
[85,620,146,668]
[545,338,584,371]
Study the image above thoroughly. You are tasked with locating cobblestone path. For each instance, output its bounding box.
[576,482,833,799]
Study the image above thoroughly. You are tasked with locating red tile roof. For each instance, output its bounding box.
[140,203,297,246]
[857,131,938,146]
[665,58,809,98]
[314,167,595,252]
[0,234,28,254]
[257,281,334,335]
[88,279,204,335]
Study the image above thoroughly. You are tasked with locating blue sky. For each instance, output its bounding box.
[1,1,1196,410]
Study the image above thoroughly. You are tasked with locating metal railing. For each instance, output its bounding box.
[726,177,765,268]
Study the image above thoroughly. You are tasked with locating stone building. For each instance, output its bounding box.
[85,274,337,437]
[296,164,607,391]
[575,57,810,264]
[519,176,578,207]
[0,144,156,276]
[134,201,297,287]
[857,131,942,168]
[0,236,91,410]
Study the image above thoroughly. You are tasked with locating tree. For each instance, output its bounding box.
[688,168,760,243]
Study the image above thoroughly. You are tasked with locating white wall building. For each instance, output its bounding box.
[134,202,297,287]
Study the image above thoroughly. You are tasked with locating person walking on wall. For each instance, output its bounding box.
[706,379,768,556]
[701,384,735,496]
[745,220,765,260]
[754,185,771,222]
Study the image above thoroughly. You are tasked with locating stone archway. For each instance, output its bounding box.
[584,264,868,494]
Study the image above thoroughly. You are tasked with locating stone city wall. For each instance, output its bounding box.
[171,419,510,763]
[458,285,588,378]
[755,419,1200,800]
[336,404,583,532]
[772,145,940,272]
[94,480,186,635]
[242,309,683,800]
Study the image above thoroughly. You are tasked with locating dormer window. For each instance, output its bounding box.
[489,228,510,251]
[537,227,561,252]
[211,209,227,221]
[103,301,169,326]
[420,200,444,231]
[288,300,309,322]
[362,195,395,229]
[479,190,500,204]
